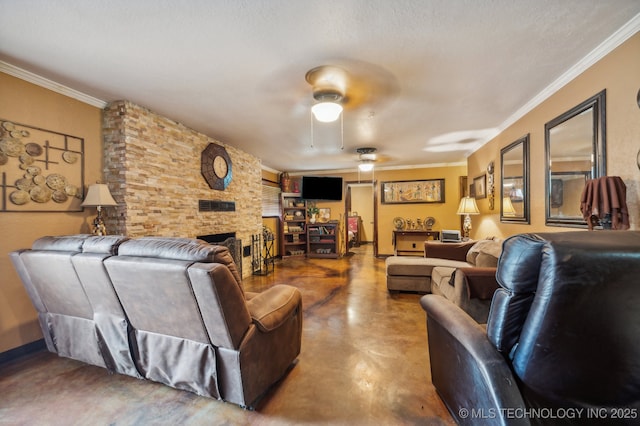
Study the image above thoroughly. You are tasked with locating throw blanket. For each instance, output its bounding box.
[580,176,629,230]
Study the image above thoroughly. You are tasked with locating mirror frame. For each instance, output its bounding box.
[544,90,606,227]
[500,134,530,223]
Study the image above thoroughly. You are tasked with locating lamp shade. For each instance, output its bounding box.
[502,197,516,216]
[456,196,479,215]
[81,184,117,207]
[311,102,343,122]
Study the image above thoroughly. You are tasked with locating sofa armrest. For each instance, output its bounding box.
[245,284,302,332]
[424,240,475,262]
[420,294,529,426]
[454,267,499,300]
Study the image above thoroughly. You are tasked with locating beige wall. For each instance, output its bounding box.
[0,72,103,353]
[350,184,374,242]
[467,33,640,239]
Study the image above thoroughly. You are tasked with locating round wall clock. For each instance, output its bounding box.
[201,143,232,190]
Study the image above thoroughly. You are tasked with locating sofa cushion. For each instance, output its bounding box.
[118,237,218,261]
[424,240,475,262]
[82,235,130,254]
[385,256,470,277]
[466,239,502,267]
[32,234,91,252]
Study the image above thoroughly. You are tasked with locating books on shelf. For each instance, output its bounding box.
[309,225,335,235]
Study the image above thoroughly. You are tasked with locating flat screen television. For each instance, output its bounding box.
[301,176,343,201]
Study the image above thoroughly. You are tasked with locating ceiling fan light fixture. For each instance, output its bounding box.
[356,147,377,171]
[311,101,343,122]
[358,160,374,172]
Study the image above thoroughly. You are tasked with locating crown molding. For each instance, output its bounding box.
[0,61,107,108]
[287,161,467,176]
[498,13,640,133]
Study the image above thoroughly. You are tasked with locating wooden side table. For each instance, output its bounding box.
[393,230,440,256]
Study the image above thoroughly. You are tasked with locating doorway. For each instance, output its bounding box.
[345,181,377,256]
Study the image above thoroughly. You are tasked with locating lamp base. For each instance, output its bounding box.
[91,206,107,236]
[462,214,472,240]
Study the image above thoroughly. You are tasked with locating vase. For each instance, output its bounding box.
[310,214,317,224]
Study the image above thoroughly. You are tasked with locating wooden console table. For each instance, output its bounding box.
[393,230,440,256]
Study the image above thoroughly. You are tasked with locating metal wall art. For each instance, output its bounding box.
[0,119,84,212]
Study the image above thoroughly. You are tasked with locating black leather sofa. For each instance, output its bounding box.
[421,231,640,425]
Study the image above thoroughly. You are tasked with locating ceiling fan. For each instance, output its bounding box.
[305,65,348,122]
[356,147,377,171]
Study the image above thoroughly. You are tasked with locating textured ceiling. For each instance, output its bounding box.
[1,1,639,173]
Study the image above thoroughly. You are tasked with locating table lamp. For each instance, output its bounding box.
[82,183,118,235]
[456,196,479,240]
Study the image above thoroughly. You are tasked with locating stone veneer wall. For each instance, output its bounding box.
[102,100,262,277]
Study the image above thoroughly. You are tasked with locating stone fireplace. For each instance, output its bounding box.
[102,100,262,278]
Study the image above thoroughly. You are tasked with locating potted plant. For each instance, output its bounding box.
[307,203,320,224]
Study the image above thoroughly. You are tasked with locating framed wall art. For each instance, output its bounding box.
[473,174,487,199]
[381,179,445,204]
[318,208,331,222]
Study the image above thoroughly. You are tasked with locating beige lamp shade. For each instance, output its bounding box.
[82,184,117,207]
[503,197,516,216]
[456,196,479,215]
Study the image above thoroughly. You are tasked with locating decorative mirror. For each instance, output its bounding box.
[545,90,606,227]
[501,134,529,223]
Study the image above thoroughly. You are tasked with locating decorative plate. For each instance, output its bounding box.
[424,216,436,230]
[30,185,52,203]
[15,177,35,191]
[0,137,25,157]
[62,151,79,164]
[2,121,15,131]
[64,184,80,197]
[19,153,34,165]
[9,190,29,205]
[25,143,43,157]
[52,190,68,203]
[393,217,406,230]
[26,166,42,176]
[46,173,67,190]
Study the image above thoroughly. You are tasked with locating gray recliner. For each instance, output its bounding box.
[10,234,139,376]
[103,237,302,408]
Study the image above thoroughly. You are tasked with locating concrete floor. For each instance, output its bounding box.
[0,245,454,425]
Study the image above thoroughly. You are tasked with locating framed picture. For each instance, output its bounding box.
[381,179,445,204]
[473,174,487,199]
[318,208,331,222]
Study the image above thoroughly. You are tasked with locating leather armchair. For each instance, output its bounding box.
[421,231,640,425]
